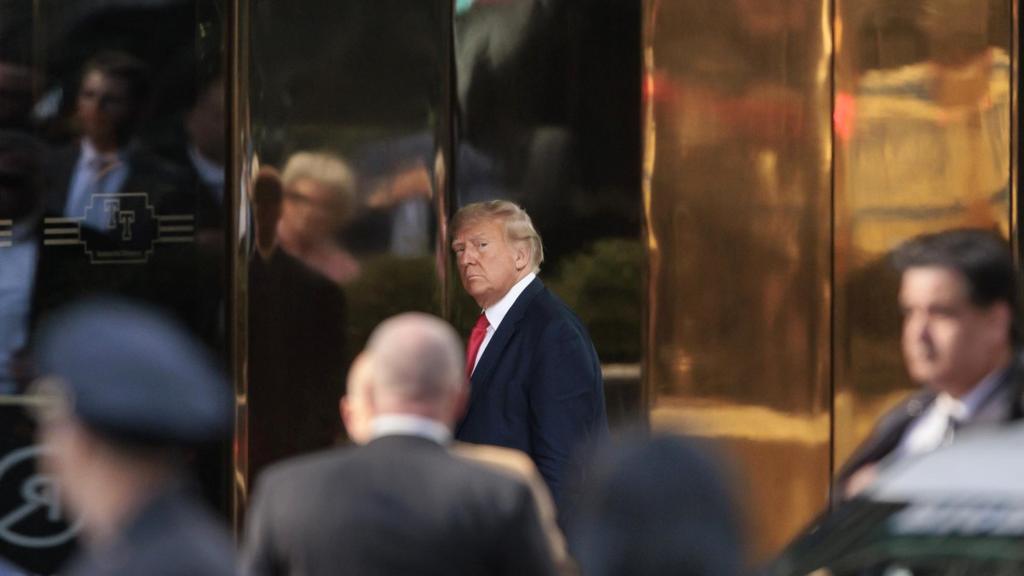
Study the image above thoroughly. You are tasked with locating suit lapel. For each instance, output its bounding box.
[471,277,544,387]
[457,277,545,435]
[971,355,1023,425]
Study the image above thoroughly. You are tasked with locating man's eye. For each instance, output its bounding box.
[479,242,488,248]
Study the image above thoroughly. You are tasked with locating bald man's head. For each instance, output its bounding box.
[364,313,466,425]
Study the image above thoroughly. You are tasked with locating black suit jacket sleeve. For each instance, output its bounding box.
[528,316,603,511]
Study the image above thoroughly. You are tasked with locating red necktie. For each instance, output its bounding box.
[465,313,490,378]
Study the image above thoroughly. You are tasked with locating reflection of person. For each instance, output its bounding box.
[0,131,44,394]
[45,51,183,232]
[157,73,226,233]
[243,313,557,576]
[247,166,348,477]
[838,229,1024,497]
[340,351,573,574]
[570,434,743,576]
[277,152,360,285]
[451,200,607,519]
[31,299,235,576]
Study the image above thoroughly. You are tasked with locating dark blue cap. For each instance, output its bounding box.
[34,298,231,446]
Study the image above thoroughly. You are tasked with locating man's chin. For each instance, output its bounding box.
[907,364,943,387]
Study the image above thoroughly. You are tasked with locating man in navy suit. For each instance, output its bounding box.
[451,200,608,520]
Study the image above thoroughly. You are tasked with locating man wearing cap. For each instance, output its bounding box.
[32,298,236,576]
[243,312,556,576]
[450,200,607,519]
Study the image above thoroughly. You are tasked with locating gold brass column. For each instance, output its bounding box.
[643,0,834,559]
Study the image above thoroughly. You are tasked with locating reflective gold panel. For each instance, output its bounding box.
[644,0,833,560]
[832,0,1014,474]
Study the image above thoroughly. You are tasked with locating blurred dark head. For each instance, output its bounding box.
[570,433,744,576]
[75,51,150,149]
[892,228,1016,314]
[0,130,44,223]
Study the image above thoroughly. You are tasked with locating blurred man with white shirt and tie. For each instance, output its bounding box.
[837,228,1024,497]
[46,51,183,233]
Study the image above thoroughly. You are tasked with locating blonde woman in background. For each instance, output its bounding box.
[277,151,361,285]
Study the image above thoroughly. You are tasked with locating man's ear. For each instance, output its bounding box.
[987,302,1013,344]
[513,243,529,271]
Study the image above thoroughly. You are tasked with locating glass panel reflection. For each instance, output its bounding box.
[833,0,1014,471]
[644,0,833,560]
[244,0,448,481]
[0,0,228,572]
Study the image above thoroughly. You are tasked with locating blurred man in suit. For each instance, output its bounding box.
[340,351,573,574]
[31,299,235,576]
[243,312,556,576]
[838,229,1024,497]
[451,200,607,519]
[46,51,183,232]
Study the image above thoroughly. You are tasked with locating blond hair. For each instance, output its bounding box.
[451,200,545,272]
[281,151,357,219]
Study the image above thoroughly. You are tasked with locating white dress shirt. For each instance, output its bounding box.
[370,414,452,445]
[470,272,536,374]
[64,139,129,226]
[893,368,1007,459]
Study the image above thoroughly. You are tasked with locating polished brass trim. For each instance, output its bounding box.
[644,0,834,559]
[1012,0,1020,259]
[227,0,251,537]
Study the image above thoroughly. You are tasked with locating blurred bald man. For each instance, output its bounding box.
[243,313,556,576]
[341,351,573,574]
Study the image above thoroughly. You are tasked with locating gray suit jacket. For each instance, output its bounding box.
[242,434,558,576]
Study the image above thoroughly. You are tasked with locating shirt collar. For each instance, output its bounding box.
[483,272,536,330]
[936,365,1009,422]
[80,138,125,166]
[370,414,452,445]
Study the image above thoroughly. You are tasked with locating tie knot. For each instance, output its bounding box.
[472,313,489,332]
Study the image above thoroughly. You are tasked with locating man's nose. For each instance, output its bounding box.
[908,316,932,345]
[458,248,476,266]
